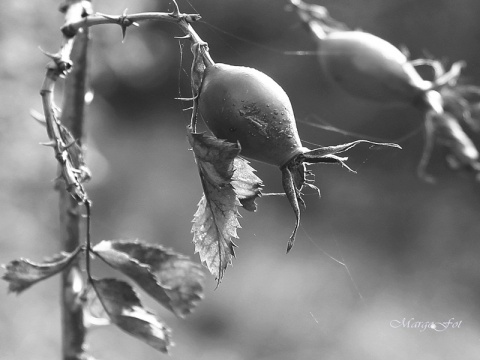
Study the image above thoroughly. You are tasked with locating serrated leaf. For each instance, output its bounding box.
[90,278,171,353]
[93,240,204,317]
[188,130,243,284]
[2,247,83,293]
[231,157,263,212]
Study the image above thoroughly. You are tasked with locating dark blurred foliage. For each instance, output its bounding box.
[2,0,480,359]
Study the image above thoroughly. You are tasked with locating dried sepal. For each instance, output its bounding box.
[281,140,401,252]
[281,166,301,253]
[419,111,480,182]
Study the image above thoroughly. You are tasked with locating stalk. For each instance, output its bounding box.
[57,1,92,359]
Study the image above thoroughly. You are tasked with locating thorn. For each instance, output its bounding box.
[118,9,139,42]
[39,46,72,74]
[174,34,192,40]
[40,140,57,148]
[170,0,181,17]
[175,96,197,101]
[182,107,194,111]
[39,46,58,61]
[97,12,117,21]
[30,109,46,126]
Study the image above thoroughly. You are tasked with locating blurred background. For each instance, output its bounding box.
[1,0,480,359]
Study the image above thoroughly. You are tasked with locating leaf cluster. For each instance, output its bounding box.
[3,239,205,354]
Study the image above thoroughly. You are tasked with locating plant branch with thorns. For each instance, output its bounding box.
[3,0,206,357]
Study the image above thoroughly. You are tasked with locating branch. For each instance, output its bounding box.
[40,63,89,203]
[38,1,93,359]
[59,2,216,130]
[60,4,214,66]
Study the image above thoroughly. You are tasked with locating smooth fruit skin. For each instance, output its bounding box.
[198,63,307,167]
[318,31,429,106]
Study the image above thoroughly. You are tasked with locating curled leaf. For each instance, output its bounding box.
[93,240,204,317]
[188,129,244,284]
[231,157,263,212]
[2,247,83,293]
[90,278,171,353]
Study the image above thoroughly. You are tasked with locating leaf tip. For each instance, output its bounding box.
[286,236,295,254]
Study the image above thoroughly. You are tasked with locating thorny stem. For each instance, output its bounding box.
[39,1,92,359]
[40,56,88,203]
[61,2,215,66]
[39,3,215,356]
[60,1,215,132]
[39,2,210,357]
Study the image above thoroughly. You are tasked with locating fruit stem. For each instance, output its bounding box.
[289,0,349,39]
